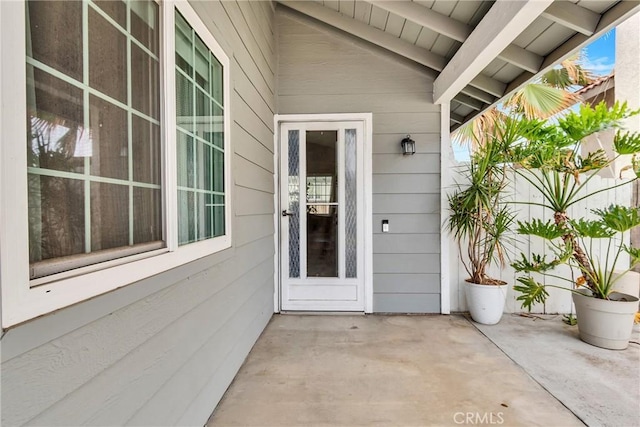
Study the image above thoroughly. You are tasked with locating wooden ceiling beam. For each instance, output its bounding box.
[433,0,553,104]
[369,0,544,73]
[541,2,601,36]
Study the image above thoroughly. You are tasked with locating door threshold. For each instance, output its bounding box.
[279,311,366,316]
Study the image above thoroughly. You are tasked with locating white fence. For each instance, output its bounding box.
[447,162,633,314]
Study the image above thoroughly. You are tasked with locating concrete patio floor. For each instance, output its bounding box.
[206,314,633,426]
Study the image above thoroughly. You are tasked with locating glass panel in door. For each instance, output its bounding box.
[306,130,338,277]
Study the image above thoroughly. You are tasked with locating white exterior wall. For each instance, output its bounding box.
[276,6,442,313]
[1,1,276,425]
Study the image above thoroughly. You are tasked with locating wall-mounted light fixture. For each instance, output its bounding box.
[401,135,416,156]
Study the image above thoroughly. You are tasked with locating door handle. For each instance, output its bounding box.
[282,210,294,217]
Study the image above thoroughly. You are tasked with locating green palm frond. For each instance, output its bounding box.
[514,276,549,311]
[575,149,610,173]
[517,219,566,239]
[594,205,640,233]
[570,218,615,238]
[559,102,636,141]
[512,252,557,273]
[508,84,579,119]
[613,131,640,155]
[624,245,640,267]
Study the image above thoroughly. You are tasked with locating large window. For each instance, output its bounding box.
[26,0,163,278]
[0,0,231,326]
[175,10,225,245]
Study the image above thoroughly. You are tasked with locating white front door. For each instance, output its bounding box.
[280,120,365,311]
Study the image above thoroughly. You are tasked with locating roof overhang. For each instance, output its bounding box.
[276,0,640,131]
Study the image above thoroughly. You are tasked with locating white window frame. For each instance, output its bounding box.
[0,0,232,328]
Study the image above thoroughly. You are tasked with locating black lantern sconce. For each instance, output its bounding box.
[401,135,416,156]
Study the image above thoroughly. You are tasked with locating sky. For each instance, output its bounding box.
[582,30,616,76]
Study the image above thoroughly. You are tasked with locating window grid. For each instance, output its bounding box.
[27,0,161,256]
[175,10,225,245]
[25,57,160,127]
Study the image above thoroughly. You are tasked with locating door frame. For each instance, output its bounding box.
[273,113,373,313]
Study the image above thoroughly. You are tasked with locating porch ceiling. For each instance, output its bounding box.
[276,0,640,131]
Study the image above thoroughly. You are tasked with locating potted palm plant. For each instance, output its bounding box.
[447,118,520,325]
[510,101,640,349]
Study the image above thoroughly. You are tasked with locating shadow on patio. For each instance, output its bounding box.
[207,314,638,426]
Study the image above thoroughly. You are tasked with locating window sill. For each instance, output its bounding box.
[2,236,231,328]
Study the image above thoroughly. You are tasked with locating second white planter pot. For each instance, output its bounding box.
[572,289,639,350]
[464,281,509,325]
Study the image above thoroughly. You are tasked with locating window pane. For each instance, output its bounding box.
[197,192,209,241]
[94,0,126,28]
[178,190,195,245]
[194,35,210,90]
[197,140,212,191]
[28,175,85,263]
[288,130,300,278]
[212,103,224,148]
[210,57,223,105]
[210,195,225,238]
[175,13,193,76]
[131,0,159,55]
[132,116,161,184]
[133,187,162,244]
[89,95,128,180]
[26,0,83,81]
[176,72,194,133]
[176,10,226,246]
[195,87,211,141]
[27,67,85,173]
[177,131,194,188]
[90,182,129,251]
[213,148,224,193]
[89,8,127,103]
[131,44,160,119]
[307,205,338,278]
[306,131,337,203]
[345,129,357,278]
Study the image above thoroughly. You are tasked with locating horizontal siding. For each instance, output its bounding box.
[373,254,440,274]
[233,121,274,174]
[374,273,441,293]
[372,214,441,234]
[277,8,441,313]
[373,294,441,313]
[373,174,440,194]
[235,214,275,247]
[1,1,276,426]
[373,153,440,174]
[373,194,440,214]
[373,233,440,254]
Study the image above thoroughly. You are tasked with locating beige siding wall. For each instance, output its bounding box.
[1,1,276,425]
[276,7,441,313]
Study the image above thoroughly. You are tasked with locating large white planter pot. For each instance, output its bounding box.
[572,289,639,350]
[612,270,640,300]
[464,281,508,325]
